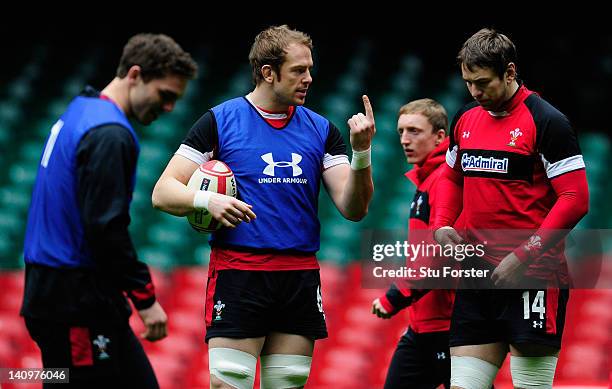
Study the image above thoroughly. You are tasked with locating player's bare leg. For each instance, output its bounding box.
[450,342,507,389]
[262,332,314,356]
[510,342,559,357]
[208,336,265,389]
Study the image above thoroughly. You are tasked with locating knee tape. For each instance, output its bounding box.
[260,354,312,389]
[450,356,499,389]
[209,347,257,389]
[510,355,558,389]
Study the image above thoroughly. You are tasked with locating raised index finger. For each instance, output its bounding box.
[362,95,374,121]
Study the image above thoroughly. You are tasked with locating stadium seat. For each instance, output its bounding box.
[172,266,209,287]
[167,308,204,339]
[168,287,205,311]
[562,342,607,379]
[147,223,190,250]
[0,336,18,368]
[17,351,42,369]
[0,289,22,313]
[155,332,199,361]
[0,100,23,126]
[1,185,32,211]
[138,246,175,270]
[147,352,186,388]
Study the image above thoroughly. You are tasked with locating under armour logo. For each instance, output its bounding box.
[462,131,470,139]
[533,320,543,329]
[437,352,446,360]
[261,153,303,177]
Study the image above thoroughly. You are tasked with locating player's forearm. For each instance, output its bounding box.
[541,169,589,230]
[99,238,157,310]
[84,218,157,309]
[432,165,463,230]
[380,284,413,313]
[514,169,589,262]
[338,166,373,221]
[122,261,157,310]
[152,176,197,216]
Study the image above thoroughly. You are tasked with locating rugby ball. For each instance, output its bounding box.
[187,160,237,233]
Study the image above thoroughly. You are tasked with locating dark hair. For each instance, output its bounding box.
[398,98,448,134]
[248,25,313,85]
[116,33,198,82]
[457,28,517,79]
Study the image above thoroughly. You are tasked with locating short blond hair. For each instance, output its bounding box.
[248,25,313,85]
[398,98,448,133]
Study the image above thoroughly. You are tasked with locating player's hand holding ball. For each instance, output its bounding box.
[188,160,256,232]
[206,192,256,228]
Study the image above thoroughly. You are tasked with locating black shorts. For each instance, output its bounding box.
[449,288,569,349]
[24,318,158,388]
[204,269,328,342]
[384,328,450,389]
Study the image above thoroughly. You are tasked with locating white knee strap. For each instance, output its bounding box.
[511,355,558,389]
[209,348,257,389]
[451,356,499,389]
[260,354,312,389]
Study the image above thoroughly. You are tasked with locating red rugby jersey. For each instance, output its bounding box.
[380,139,455,333]
[437,84,587,282]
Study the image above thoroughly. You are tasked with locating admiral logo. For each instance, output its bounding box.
[461,154,508,174]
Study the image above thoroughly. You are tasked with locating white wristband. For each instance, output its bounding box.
[350,147,371,170]
[193,190,211,210]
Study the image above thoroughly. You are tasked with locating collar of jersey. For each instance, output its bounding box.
[243,95,296,130]
[487,82,530,117]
